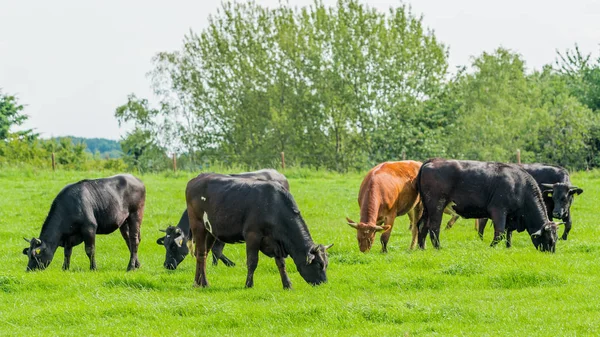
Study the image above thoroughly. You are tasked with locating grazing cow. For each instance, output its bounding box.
[22,174,146,271]
[156,169,289,270]
[417,159,558,252]
[346,161,461,252]
[477,163,583,241]
[186,173,332,289]
[156,209,234,270]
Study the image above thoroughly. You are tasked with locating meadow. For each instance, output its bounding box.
[0,168,599,336]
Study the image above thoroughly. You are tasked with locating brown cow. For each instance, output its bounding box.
[346,161,459,252]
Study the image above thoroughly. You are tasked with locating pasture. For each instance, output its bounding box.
[1,168,599,336]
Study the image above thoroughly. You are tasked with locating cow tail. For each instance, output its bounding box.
[415,161,429,232]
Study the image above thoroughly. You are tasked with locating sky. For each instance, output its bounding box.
[1,0,599,140]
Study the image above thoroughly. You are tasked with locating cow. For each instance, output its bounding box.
[346,161,461,252]
[156,169,289,270]
[416,159,558,252]
[22,174,146,271]
[477,164,583,241]
[156,209,234,270]
[186,173,332,289]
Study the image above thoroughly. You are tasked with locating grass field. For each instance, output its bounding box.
[1,168,599,336]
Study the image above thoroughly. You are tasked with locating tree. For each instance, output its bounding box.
[0,89,33,140]
[150,0,449,171]
[115,94,169,172]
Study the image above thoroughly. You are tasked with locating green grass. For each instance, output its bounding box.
[0,168,599,336]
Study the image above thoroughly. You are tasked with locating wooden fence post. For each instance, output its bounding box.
[516,149,521,164]
[172,153,177,173]
[280,152,285,170]
[51,152,56,171]
[402,151,406,160]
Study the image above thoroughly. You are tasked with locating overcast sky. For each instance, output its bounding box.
[1,0,599,140]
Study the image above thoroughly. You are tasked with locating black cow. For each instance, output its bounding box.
[416,159,558,252]
[156,169,289,270]
[22,174,146,271]
[478,163,583,241]
[186,173,333,289]
[156,209,234,270]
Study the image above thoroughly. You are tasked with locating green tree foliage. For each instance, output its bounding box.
[446,48,596,169]
[115,94,170,172]
[150,0,449,171]
[0,89,33,140]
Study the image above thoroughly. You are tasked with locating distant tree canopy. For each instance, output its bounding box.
[148,0,449,171]
[124,0,599,171]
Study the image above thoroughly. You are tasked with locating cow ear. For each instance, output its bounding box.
[570,187,583,195]
[175,237,183,247]
[156,237,165,245]
[306,253,315,265]
[22,248,29,255]
[530,229,542,238]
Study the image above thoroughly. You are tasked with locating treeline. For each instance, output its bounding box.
[3,0,600,173]
[114,0,599,172]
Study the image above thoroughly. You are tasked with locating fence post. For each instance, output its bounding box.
[280,152,285,170]
[51,152,56,171]
[172,153,177,173]
[516,149,521,164]
[402,151,406,160]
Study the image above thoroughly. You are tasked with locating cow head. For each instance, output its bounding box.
[346,217,390,252]
[156,226,189,270]
[297,244,333,285]
[530,222,559,252]
[541,183,583,219]
[22,237,53,271]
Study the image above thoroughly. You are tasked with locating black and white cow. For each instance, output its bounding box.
[156,169,289,270]
[186,173,332,289]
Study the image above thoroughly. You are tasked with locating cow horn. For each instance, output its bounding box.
[541,183,554,189]
[158,229,167,233]
[34,238,41,244]
[555,222,565,226]
[530,229,542,238]
[374,225,385,231]
[324,244,334,250]
[23,237,31,243]
[347,222,358,229]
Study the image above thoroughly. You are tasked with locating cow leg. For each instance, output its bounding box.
[417,209,429,249]
[62,244,73,271]
[428,199,446,249]
[119,222,131,250]
[445,215,459,229]
[125,209,143,271]
[489,209,507,247]
[477,218,489,240]
[275,257,292,289]
[245,232,261,288]
[211,240,235,267]
[190,208,213,288]
[506,229,513,248]
[83,233,97,271]
[408,204,422,250]
[379,217,395,253]
[561,214,572,240]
